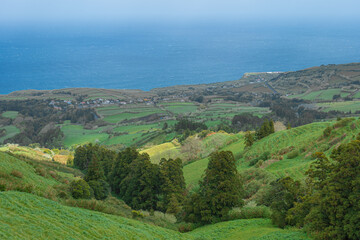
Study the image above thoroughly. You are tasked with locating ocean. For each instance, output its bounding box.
[0,20,360,94]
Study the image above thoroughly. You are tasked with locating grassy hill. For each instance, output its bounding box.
[182,117,360,203]
[270,62,360,94]
[0,191,186,240]
[0,191,310,240]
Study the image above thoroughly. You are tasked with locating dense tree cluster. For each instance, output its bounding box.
[262,140,360,239]
[73,145,245,225]
[175,119,208,133]
[232,113,263,131]
[74,145,186,212]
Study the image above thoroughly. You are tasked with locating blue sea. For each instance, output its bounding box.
[0,20,360,94]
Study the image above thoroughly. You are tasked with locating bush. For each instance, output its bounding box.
[11,170,23,178]
[0,183,5,191]
[57,191,68,199]
[35,167,47,177]
[132,210,144,219]
[70,179,92,199]
[228,205,271,220]
[334,118,354,128]
[286,150,299,159]
[249,151,270,166]
[178,223,194,233]
[323,126,333,137]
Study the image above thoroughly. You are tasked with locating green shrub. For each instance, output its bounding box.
[35,167,47,177]
[178,223,194,233]
[0,183,5,191]
[11,170,23,178]
[334,118,354,128]
[57,191,68,199]
[286,150,299,159]
[70,179,92,199]
[323,126,333,137]
[132,210,144,219]
[249,151,270,166]
[228,205,271,220]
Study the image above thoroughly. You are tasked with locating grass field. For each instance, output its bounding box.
[0,125,20,143]
[0,192,310,240]
[317,101,360,113]
[1,111,18,119]
[61,125,109,147]
[189,218,310,240]
[0,152,59,194]
[289,89,344,101]
[0,191,186,240]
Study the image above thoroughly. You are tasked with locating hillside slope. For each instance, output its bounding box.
[0,191,185,240]
[0,191,309,240]
[269,62,360,94]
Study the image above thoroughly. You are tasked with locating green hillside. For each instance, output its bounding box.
[0,191,185,240]
[0,191,309,240]
[183,118,360,189]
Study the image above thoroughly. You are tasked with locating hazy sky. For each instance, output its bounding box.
[1,0,359,24]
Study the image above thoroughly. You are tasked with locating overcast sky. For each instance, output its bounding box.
[1,0,359,24]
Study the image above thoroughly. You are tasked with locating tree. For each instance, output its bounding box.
[70,179,92,199]
[109,148,139,195]
[84,154,104,182]
[269,120,275,134]
[185,151,244,223]
[301,141,360,240]
[88,179,110,200]
[265,177,302,228]
[159,158,186,214]
[244,131,254,147]
[119,153,161,210]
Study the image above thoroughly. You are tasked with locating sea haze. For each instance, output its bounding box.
[0,21,360,94]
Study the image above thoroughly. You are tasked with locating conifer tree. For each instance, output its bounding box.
[159,158,186,213]
[185,151,243,223]
[119,153,161,210]
[109,147,139,194]
[84,154,104,182]
[244,131,254,147]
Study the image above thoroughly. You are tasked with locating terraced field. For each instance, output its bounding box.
[289,88,345,101]
[317,101,360,113]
